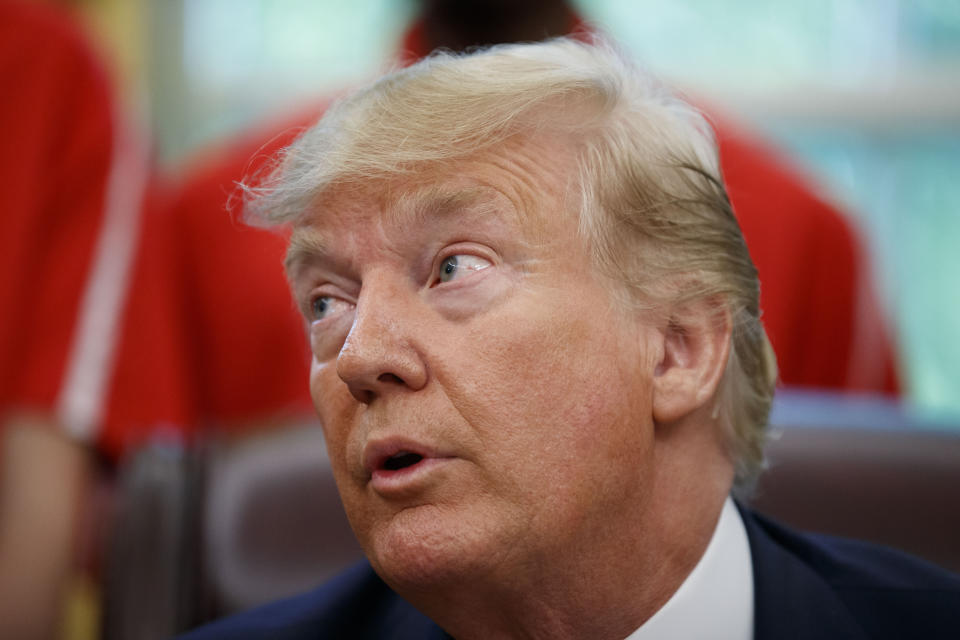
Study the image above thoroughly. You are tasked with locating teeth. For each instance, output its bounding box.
[383,452,423,471]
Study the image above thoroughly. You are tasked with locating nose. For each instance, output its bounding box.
[335,279,428,403]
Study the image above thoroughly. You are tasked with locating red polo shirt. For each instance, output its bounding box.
[0,2,154,456]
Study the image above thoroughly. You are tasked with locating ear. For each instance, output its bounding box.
[651,299,732,425]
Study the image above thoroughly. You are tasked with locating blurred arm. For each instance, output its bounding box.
[0,416,91,640]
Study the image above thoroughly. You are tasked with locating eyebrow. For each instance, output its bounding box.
[391,184,506,228]
[284,184,516,276]
[285,227,333,276]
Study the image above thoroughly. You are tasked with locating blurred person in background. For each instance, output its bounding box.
[0,1,157,638]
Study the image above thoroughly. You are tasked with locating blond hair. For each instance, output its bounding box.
[244,38,777,486]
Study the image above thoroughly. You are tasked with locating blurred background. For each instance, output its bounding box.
[78,0,960,419]
[4,1,959,639]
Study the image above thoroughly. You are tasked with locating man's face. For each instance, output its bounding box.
[287,136,662,592]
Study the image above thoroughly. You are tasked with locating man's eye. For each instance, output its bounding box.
[310,295,349,321]
[437,254,492,284]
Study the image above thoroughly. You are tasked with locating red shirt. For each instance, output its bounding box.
[716,117,899,393]
[0,2,153,455]
[103,114,320,455]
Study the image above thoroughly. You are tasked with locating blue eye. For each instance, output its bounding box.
[311,296,331,319]
[311,295,353,321]
[439,256,459,283]
[309,294,354,322]
[437,254,491,284]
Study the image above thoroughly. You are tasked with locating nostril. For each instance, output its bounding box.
[377,373,405,385]
[344,373,404,404]
[349,387,374,404]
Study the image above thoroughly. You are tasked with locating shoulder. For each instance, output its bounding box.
[176,561,447,640]
[742,506,960,639]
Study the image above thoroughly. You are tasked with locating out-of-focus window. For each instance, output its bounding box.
[150,0,414,162]
[151,0,960,420]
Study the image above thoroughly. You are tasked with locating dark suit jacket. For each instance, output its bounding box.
[177,507,960,639]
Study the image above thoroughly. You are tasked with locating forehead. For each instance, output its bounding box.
[286,134,580,270]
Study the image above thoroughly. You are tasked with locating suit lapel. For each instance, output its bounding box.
[738,505,868,640]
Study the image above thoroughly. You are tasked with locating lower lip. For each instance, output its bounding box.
[369,457,454,496]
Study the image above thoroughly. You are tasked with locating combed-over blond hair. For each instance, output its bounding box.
[244,37,778,486]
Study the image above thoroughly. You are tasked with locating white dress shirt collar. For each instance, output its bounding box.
[623,497,754,640]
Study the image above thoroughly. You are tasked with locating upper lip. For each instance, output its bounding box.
[362,437,448,477]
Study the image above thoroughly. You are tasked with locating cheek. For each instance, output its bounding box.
[309,360,356,473]
[448,301,653,480]
[452,320,653,544]
[309,360,381,544]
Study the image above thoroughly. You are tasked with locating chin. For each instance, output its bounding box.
[364,502,508,594]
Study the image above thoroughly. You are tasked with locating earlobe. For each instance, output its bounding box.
[651,301,732,425]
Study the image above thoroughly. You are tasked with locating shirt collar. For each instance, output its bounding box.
[624,496,754,640]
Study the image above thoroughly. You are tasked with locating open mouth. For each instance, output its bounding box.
[363,440,449,487]
[382,451,424,471]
